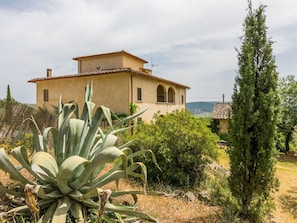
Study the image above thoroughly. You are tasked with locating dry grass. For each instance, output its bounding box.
[273,154,297,222]
[218,149,297,223]
[107,179,221,223]
[1,150,297,222]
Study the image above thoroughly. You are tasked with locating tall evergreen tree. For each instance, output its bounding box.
[229,1,279,221]
[6,84,12,102]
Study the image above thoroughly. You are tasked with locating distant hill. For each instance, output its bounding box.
[186,102,217,115]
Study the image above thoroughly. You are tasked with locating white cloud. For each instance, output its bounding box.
[0,0,296,103]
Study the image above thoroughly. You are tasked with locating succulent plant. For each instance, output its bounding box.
[0,82,159,222]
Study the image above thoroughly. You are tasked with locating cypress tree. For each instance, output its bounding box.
[6,84,12,102]
[229,1,279,221]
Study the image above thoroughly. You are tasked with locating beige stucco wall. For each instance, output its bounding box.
[77,54,145,73]
[130,74,186,121]
[35,72,187,122]
[36,73,131,115]
[219,119,229,134]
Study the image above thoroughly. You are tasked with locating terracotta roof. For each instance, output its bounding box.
[28,68,190,89]
[211,103,231,119]
[72,50,148,63]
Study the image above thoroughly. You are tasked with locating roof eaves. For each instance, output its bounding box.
[28,68,190,89]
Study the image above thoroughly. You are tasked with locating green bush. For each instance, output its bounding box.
[125,110,219,187]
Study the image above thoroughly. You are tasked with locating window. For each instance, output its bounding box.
[181,95,184,104]
[168,87,175,103]
[137,87,142,101]
[157,85,166,102]
[137,117,142,124]
[44,89,49,102]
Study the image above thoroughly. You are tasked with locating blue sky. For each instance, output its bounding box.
[0,0,297,103]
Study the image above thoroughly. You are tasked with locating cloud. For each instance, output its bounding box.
[0,0,296,103]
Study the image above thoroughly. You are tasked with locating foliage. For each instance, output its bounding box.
[125,110,219,188]
[6,84,13,102]
[229,2,279,222]
[32,106,56,131]
[0,82,158,223]
[0,133,33,153]
[277,75,297,152]
[129,102,138,115]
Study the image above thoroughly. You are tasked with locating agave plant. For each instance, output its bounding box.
[0,82,159,223]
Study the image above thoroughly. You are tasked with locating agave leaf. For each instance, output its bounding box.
[66,119,85,157]
[70,202,84,223]
[7,204,29,215]
[89,134,118,158]
[84,81,93,102]
[127,149,161,171]
[105,203,159,223]
[0,148,32,185]
[0,183,22,197]
[31,164,57,185]
[51,196,74,223]
[79,108,104,158]
[127,162,147,185]
[31,152,58,177]
[112,109,147,130]
[42,127,58,153]
[81,100,95,121]
[11,146,45,182]
[40,201,58,223]
[99,105,113,128]
[56,102,77,165]
[57,156,89,194]
[15,116,44,152]
[70,146,127,190]
[33,185,62,199]
[80,170,125,195]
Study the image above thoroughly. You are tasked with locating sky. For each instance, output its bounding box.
[0,0,297,103]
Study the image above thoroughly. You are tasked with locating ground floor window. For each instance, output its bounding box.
[44,89,49,102]
[137,87,142,101]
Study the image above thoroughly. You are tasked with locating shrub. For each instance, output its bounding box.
[125,110,219,188]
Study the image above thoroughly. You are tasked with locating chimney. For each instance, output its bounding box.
[222,94,225,103]
[46,68,52,78]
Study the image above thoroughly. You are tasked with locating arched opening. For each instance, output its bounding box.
[168,87,175,103]
[157,85,166,102]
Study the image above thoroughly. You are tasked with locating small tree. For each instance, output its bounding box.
[126,110,219,187]
[6,84,12,102]
[278,75,297,152]
[229,1,279,221]
[4,84,14,124]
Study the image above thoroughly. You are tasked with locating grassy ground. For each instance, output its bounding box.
[1,150,297,222]
[274,154,297,222]
[217,149,297,222]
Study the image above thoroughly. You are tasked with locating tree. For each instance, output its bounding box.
[4,84,14,124]
[229,2,279,221]
[6,84,12,102]
[126,110,219,187]
[278,75,297,152]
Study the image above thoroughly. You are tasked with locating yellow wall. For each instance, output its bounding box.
[36,73,130,115]
[36,72,186,122]
[77,53,145,73]
[131,74,186,121]
[219,119,229,134]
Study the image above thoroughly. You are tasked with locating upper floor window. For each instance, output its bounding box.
[44,89,49,102]
[157,85,166,102]
[137,87,142,101]
[168,87,175,103]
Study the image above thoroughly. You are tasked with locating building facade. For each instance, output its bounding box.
[28,50,190,122]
